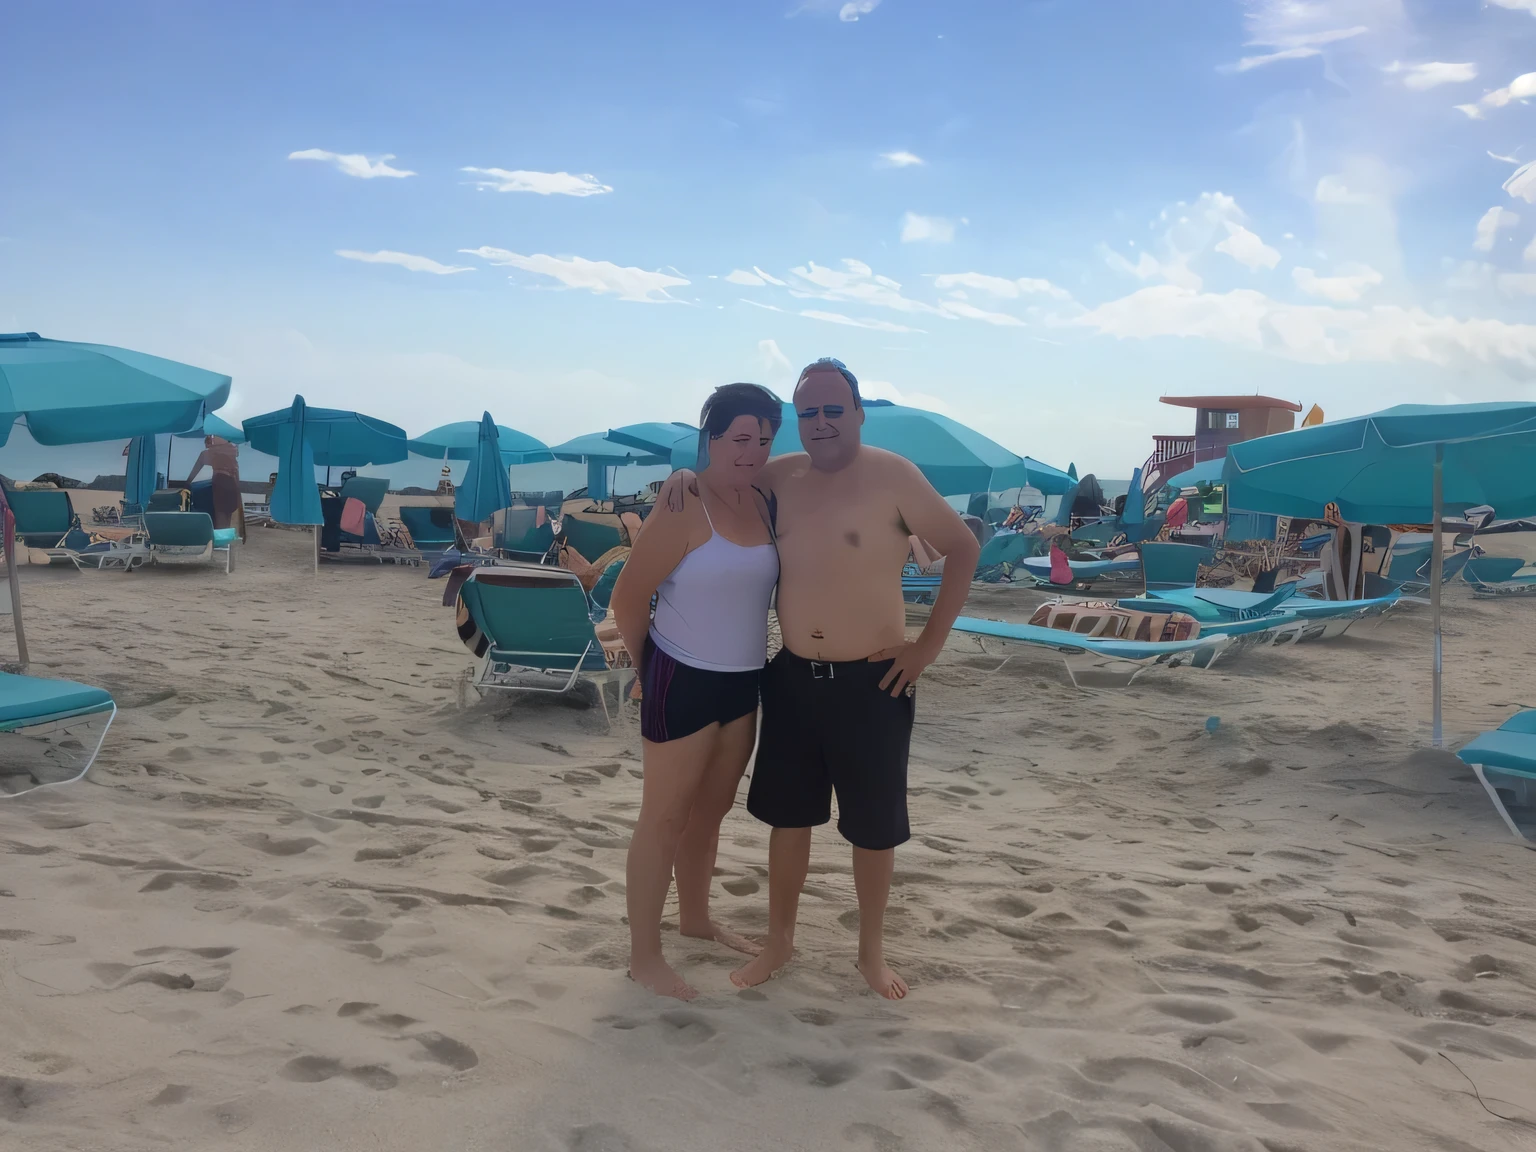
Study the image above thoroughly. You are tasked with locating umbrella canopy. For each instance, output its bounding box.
[0,332,231,447]
[174,412,246,444]
[1164,457,1226,491]
[670,400,1054,498]
[409,420,551,464]
[124,435,158,506]
[1222,403,1536,523]
[551,432,668,501]
[266,396,324,527]
[606,422,698,458]
[244,403,408,467]
[1120,466,1148,541]
[1223,402,1536,746]
[455,412,514,522]
[991,455,1077,497]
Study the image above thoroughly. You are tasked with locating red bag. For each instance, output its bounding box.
[1049,540,1073,585]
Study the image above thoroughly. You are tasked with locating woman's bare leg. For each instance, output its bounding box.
[675,711,761,955]
[626,725,720,999]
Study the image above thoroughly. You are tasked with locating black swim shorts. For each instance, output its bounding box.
[747,648,915,851]
[640,636,760,744]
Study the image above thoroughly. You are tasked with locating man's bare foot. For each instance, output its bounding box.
[856,958,909,1000]
[628,957,697,1000]
[730,940,792,988]
[681,920,763,956]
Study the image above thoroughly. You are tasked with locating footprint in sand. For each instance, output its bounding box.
[278,1056,398,1090]
[567,1124,644,1152]
[242,835,322,857]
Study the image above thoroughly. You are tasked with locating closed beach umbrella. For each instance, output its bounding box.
[1119,466,1147,541]
[410,420,551,464]
[0,331,231,445]
[550,432,667,501]
[243,404,408,467]
[124,435,158,507]
[1224,402,1536,745]
[455,412,514,522]
[265,396,324,528]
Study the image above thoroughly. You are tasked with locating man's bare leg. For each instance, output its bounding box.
[730,825,812,987]
[674,712,761,955]
[626,726,717,1000]
[852,846,908,999]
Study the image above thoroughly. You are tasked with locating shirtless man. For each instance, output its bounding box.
[693,358,980,997]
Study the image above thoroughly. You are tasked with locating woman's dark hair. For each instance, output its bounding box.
[700,382,783,439]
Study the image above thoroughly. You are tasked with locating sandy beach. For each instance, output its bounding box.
[4,525,1536,1152]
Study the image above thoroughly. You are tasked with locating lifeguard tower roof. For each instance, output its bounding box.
[1159,395,1303,412]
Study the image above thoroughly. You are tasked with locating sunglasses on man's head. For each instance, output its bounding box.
[797,404,847,420]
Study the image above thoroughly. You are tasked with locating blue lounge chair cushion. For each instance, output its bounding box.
[1457,713,1536,779]
[213,527,239,547]
[337,476,390,515]
[1465,556,1529,584]
[0,672,114,729]
[144,512,214,546]
[953,616,1216,661]
[6,489,74,545]
[401,505,456,547]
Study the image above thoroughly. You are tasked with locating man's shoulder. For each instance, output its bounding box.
[762,453,810,484]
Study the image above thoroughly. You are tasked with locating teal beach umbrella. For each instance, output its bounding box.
[410,420,551,464]
[0,332,230,446]
[174,412,246,444]
[244,403,407,467]
[265,396,324,528]
[124,436,159,507]
[455,412,514,522]
[606,422,698,458]
[550,433,667,501]
[1223,402,1536,745]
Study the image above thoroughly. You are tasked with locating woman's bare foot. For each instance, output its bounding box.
[681,919,763,956]
[628,957,698,1000]
[856,957,909,1000]
[730,940,792,988]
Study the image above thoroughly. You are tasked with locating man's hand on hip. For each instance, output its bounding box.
[870,641,938,698]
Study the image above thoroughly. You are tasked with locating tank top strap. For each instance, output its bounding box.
[696,486,717,534]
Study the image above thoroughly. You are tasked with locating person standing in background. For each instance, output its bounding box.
[184,435,243,537]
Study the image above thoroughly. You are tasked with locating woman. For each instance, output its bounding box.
[184,435,243,536]
[612,383,782,1000]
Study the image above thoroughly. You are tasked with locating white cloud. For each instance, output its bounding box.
[1382,61,1477,90]
[726,269,767,286]
[1499,273,1536,295]
[1104,191,1263,291]
[1507,161,1536,204]
[789,259,936,315]
[1490,0,1536,14]
[1315,175,1373,205]
[900,212,957,243]
[1071,285,1536,368]
[1292,264,1383,302]
[799,309,920,333]
[754,266,788,286]
[1490,151,1522,165]
[459,247,688,302]
[932,272,1072,300]
[935,300,1026,327]
[1474,206,1521,252]
[288,149,414,179]
[1457,71,1536,120]
[879,150,925,168]
[839,0,880,20]
[757,339,794,383]
[460,168,612,196]
[335,250,473,275]
[1526,235,1536,263]
[1215,222,1281,270]
[1223,25,1368,72]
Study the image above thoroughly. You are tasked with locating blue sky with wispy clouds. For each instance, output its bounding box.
[3,0,1534,477]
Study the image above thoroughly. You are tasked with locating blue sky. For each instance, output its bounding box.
[3,0,1535,480]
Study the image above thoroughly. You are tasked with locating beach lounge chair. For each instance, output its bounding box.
[454,565,634,723]
[1137,541,1216,592]
[398,505,457,551]
[902,562,944,605]
[497,506,558,561]
[143,512,236,572]
[1455,711,1536,842]
[1463,556,1536,597]
[0,671,116,797]
[5,488,75,557]
[951,615,1228,688]
[588,556,626,614]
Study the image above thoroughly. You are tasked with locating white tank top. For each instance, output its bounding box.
[649,491,779,673]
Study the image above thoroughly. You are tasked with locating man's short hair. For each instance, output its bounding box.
[796,357,861,408]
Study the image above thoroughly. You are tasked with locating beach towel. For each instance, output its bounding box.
[340,497,366,536]
[1049,540,1073,585]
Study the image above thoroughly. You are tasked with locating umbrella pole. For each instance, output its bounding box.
[166,436,173,486]
[1432,444,1444,748]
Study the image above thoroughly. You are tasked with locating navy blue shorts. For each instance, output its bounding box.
[640,637,760,744]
